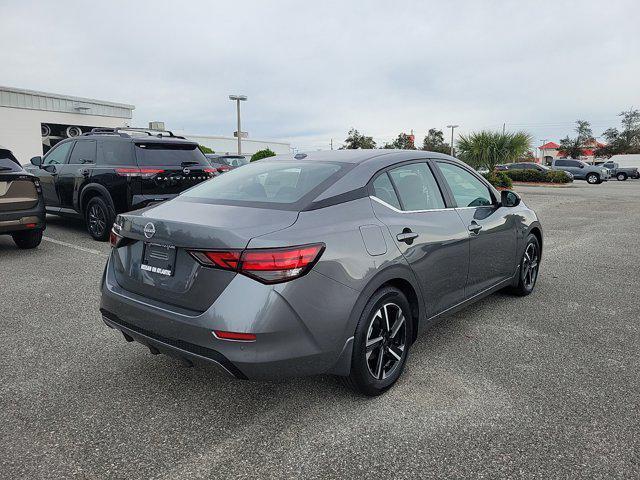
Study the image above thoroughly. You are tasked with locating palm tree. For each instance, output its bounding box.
[456,130,532,171]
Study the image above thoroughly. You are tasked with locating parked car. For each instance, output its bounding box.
[594,160,639,181]
[496,162,574,180]
[100,150,543,396]
[0,146,46,248]
[25,128,216,240]
[550,158,609,184]
[205,154,249,174]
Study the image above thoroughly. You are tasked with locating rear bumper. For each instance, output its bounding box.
[0,201,46,234]
[100,255,358,380]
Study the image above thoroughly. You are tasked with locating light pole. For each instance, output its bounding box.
[446,125,459,157]
[539,139,548,165]
[229,95,247,155]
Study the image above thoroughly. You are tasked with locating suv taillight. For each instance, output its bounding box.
[189,244,325,284]
[116,168,164,178]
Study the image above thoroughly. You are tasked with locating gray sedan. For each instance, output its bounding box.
[100,150,542,395]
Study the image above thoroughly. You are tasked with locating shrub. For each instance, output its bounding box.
[503,169,572,184]
[251,148,276,162]
[199,145,214,154]
[482,171,512,189]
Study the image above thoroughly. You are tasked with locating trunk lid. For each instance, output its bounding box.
[0,173,39,212]
[111,198,299,312]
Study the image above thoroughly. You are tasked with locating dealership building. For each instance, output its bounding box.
[0,85,291,163]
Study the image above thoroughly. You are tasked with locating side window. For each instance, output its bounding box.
[567,160,581,167]
[372,173,401,209]
[67,140,96,164]
[97,140,135,166]
[437,162,493,208]
[555,160,569,167]
[387,162,445,211]
[43,141,73,165]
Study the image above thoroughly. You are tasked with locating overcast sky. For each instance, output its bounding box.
[2,0,639,151]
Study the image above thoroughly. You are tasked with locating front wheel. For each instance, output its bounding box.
[510,234,541,296]
[85,196,114,241]
[617,173,627,181]
[586,173,600,184]
[12,229,43,249]
[345,287,413,396]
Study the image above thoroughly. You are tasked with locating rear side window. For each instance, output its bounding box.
[135,143,209,167]
[182,161,343,206]
[68,140,96,164]
[437,162,492,207]
[372,173,401,209]
[0,150,22,172]
[388,163,445,211]
[98,140,135,166]
[555,160,569,167]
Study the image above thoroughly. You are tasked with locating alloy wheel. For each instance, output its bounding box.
[522,242,539,290]
[365,303,407,380]
[587,174,598,184]
[88,204,107,237]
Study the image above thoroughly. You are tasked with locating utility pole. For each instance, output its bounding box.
[502,123,506,134]
[539,139,548,165]
[446,125,459,157]
[330,138,333,150]
[229,95,247,155]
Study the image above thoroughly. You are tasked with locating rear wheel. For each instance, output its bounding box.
[12,229,43,249]
[345,287,412,396]
[85,196,114,241]
[617,173,627,181]
[586,173,600,184]
[510,234,540,296]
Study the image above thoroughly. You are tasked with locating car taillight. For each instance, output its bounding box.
[188,244,325,284]
[109,228,124,248]
[217,166,231,173]
[32,179,42,194]
[116,168,164,178]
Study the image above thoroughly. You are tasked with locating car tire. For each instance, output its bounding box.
[85,196,114,241]
[510,233,541,297]
[12,229,43,249]
[344,286,413,396]
[586,173,600,184]
[617,173,627,181]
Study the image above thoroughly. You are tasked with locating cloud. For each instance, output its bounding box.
[1,0,639,150]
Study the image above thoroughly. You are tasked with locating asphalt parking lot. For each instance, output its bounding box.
[1,181,639,479]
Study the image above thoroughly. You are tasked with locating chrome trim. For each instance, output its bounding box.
[369,196,451,213]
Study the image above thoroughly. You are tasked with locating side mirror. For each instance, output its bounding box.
[501,190,521,208]
[30,156,42,167]
[579,164,584,168]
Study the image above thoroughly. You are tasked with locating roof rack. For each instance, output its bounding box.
[82,127,186,140]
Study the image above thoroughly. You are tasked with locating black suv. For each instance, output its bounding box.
[25,128,216,240]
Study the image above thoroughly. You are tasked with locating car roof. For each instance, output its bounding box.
[263,148,454,165]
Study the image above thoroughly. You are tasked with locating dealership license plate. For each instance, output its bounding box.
[141,242,176,276]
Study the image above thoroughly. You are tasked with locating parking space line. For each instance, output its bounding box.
[42,236,109,258]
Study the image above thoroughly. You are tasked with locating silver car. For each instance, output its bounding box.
[100,150,543,395]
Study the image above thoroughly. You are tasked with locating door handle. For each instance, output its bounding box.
[468,221,482,235]
[396,230,419,244]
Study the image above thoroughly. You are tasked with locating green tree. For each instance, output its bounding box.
[595,108,640,157]
[341,128,376,149]
[575,120,594,143]
[421,128,450,154]
[456,130,532,171]
[199,145,214,154]
[382,133,416,150]
[251,148,276,162]
[558,136,584,159]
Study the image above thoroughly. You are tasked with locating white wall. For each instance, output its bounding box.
[184,133,291,156]
[0,106,129,164]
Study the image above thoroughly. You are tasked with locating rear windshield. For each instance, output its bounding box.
[182,161,344,207]
[0,150,22,172]
[135,143,209,167]
[219,156,249,167]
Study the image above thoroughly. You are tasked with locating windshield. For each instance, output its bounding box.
[182,161,344,206]
[0,150,22,172]
[135,143,209,167]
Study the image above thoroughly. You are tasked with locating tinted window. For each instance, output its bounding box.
[568,160,583,167]
[555,159,570,167]
[372,173,401,209]
[220,156,249,167]
[437,162,492,207]
[68,140,96,164]
[182,161,343,205]
[43,141,73,165]
[98,140,135,166]
[388,163,445,211]
[135,143,209,167]
[0,150,22,172]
